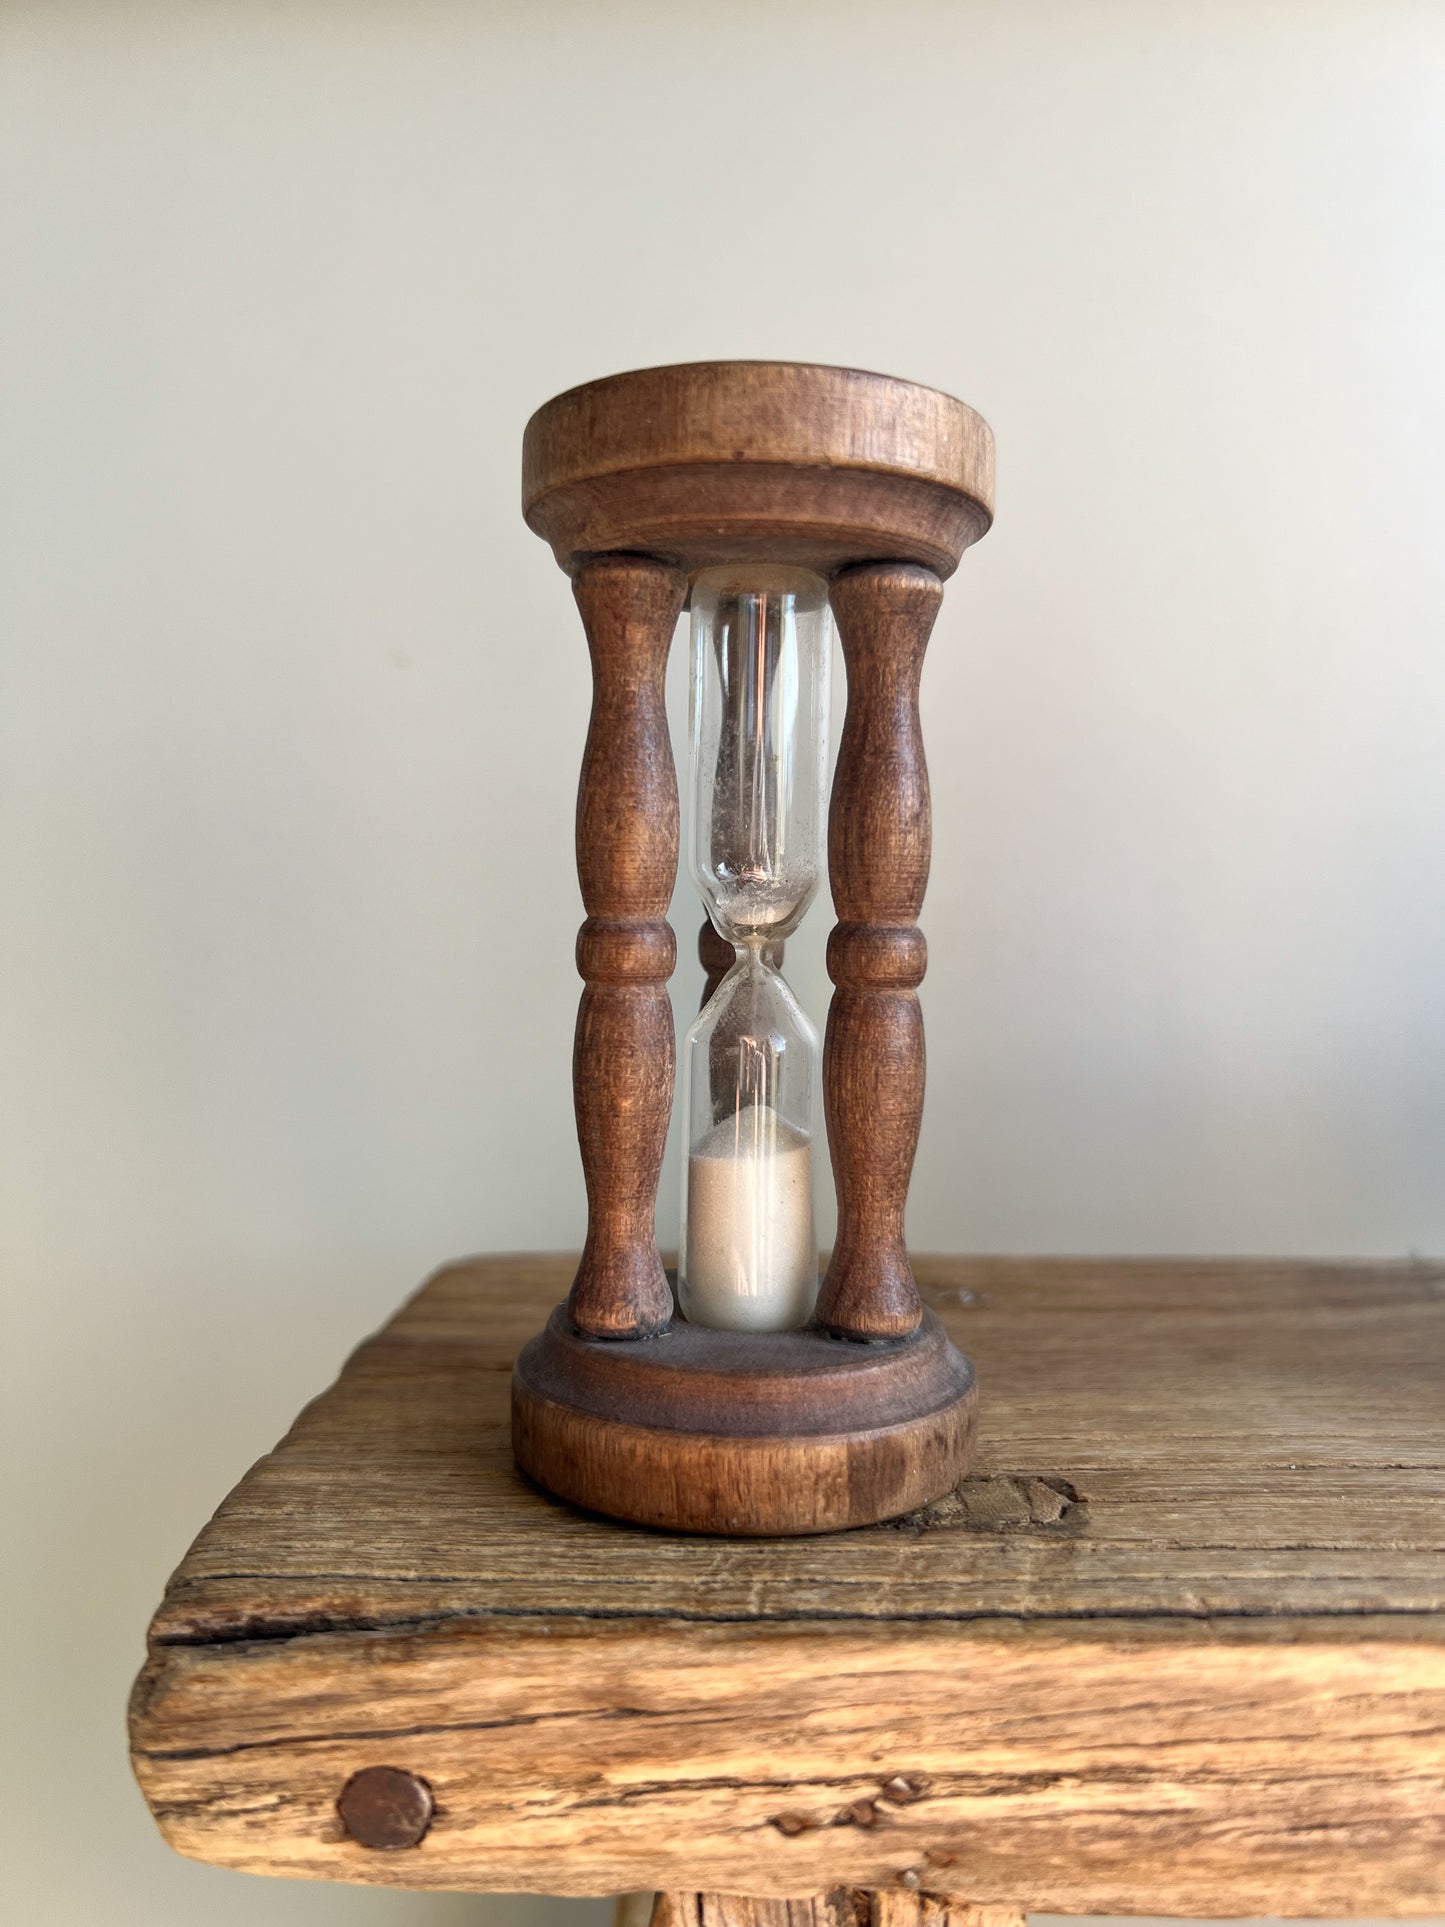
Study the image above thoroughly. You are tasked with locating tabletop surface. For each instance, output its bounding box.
[129,1254,1445,1912]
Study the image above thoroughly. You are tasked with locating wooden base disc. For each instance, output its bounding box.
[511,1304,977,1536]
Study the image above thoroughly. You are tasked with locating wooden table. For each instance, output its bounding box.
[129,1255,1445,1919]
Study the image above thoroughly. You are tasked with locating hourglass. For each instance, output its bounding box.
[679,565,829,1334]
[512,362,994,1535]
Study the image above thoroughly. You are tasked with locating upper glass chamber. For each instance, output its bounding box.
[688,566,831,945]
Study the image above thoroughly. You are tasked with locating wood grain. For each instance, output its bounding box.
[130,1254,1445,1910]
[512,1306,976,1534]
[817,566,941,1340]
[522,363,994,579]
[651,1893,1023,1927]
[568,557,687,1338]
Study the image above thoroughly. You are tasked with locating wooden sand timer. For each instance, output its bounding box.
[512,362,994,1534]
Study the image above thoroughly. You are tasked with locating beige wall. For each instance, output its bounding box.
[3,2,1443,1923]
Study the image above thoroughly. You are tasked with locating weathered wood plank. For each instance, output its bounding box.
[131,1614,1445,1909]
[130,1254,1445,1908]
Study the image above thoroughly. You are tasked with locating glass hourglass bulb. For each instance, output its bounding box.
[678,566,832,1332]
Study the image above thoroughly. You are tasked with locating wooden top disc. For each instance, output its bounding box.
[522,361,994,579]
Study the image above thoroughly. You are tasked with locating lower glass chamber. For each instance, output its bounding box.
[677,566,831,1332]
[680,949,819,1330]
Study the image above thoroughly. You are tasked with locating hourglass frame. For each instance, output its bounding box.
[511,361,994,1536]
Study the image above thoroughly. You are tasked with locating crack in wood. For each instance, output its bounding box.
[136,1703,654,1763]
[149,1597,1445,1651]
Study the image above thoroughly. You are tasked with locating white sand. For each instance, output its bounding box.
[682,1102,817,1331]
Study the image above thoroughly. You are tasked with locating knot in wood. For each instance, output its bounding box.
[576,917,675,985]
[827,923,927,989]
[337,1766,433,1850]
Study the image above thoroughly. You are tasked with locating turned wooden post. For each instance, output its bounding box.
[569,555,687,1338]
[815,563,942,1340]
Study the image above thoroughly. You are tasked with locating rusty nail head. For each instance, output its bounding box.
[338,1766,434,1849]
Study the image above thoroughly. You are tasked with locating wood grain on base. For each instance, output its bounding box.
[512,1307,976,1534]
[129,1254,1445,1912]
